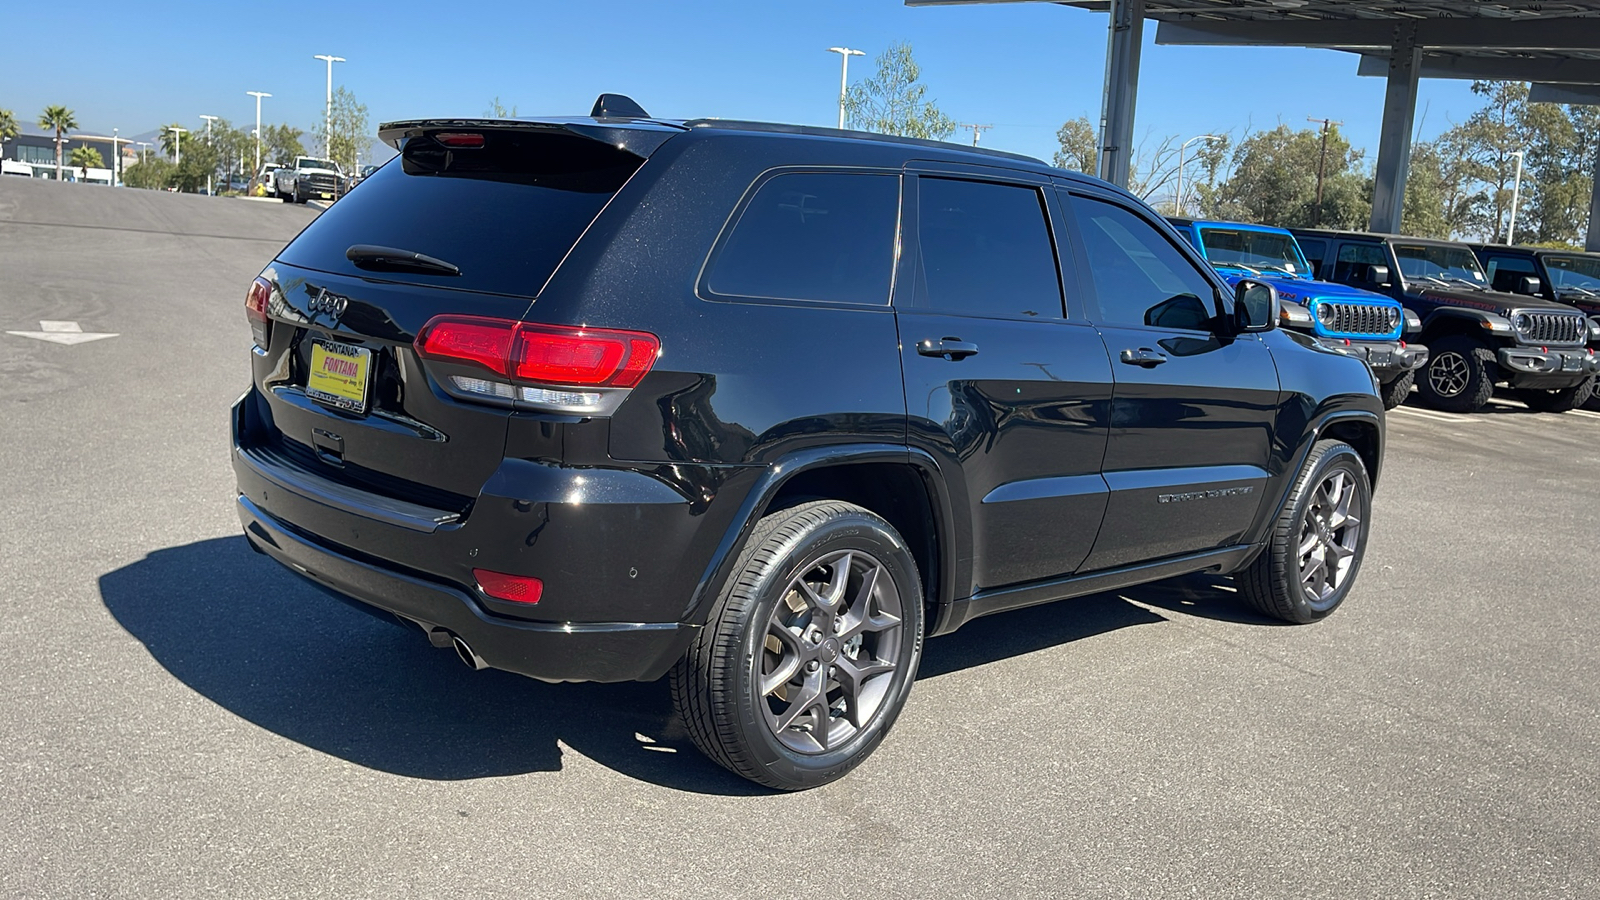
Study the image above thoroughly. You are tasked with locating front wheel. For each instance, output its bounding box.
[1378,369,1414,410]
[1416,336,1496,412]
[672,500,924,791]
[1236,440,1372,624]
[1519,375,1595,413]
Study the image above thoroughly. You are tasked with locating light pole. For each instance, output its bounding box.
[248,91,271,173]
[167,125,187,167]
[112,127,122,186]
[1175,134,1221,217]
[200,115,219,194]
[314,54,346,158]
[1507,149,1526,244]
[826,47,864,130]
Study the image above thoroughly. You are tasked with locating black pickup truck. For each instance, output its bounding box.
[1292,229,1599,412]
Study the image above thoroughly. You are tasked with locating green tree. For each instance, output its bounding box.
[1052,116,1097,173]
[159,123,186,159]
[327,86,370,173]
[1203,123,1369,229]
[122,155,175,190]
[485,97,518,118]
[0,108,19,144]
[843,43,956,141]
[38,105,78,181]
[68,145,104,181]
[262,123,306,167]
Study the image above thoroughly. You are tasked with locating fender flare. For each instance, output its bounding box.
[678,443,961,627]
[1239,406,1383,559]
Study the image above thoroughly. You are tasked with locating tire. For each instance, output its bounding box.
[1416,335,1496,413]
[1236,440,1371,624]
[1378,369,1414,410]
[672,500,924,791]
[1519,375,1595,413]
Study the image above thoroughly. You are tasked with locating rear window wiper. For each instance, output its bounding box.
[346,244,462,276]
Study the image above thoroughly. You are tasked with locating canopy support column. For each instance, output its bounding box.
[1587,148,1600,252]
[1097,0,1144,189]
[1369,23,1420,234]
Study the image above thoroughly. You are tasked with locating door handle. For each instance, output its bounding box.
[917,338,980,360]
[1119,348,1168,368]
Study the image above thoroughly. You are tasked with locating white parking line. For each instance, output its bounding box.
[1390,406,1477,424]
[1565,409,1600,421]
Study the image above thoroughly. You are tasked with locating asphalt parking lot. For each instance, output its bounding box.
[3,176,1598,899]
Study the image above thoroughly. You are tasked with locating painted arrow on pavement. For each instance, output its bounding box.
[5,320,119,345]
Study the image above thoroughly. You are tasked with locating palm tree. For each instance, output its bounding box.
[0,108,20,146]
[38,105,78,181]
[69,146,104,182]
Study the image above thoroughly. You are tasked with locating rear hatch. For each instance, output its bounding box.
[246,122,676,513]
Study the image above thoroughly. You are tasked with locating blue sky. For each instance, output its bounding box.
[5,0,1482,166]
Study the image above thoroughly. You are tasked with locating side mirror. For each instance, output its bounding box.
[1233,279,1279,333]
[1519,275,1542,296]
[1366,264,1392,287]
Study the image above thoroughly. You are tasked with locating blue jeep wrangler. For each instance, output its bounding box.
[1169,218,1427,409]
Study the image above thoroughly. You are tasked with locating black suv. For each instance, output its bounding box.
[1292,229,1599,412]
[233,96,1385,790]
[1470,243,1600,329]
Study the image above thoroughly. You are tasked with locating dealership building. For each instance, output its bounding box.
[1,131,136,184]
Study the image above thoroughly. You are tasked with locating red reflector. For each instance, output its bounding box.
[473,569,543,604]
[1343,338,1351,346]
[1400,340,1407,349]
[435,132,485,148]
[415,316,659,388]
[245,276,271,322]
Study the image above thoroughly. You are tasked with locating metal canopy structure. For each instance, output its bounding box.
[906,0,1600,246]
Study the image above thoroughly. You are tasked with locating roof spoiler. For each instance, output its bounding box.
[378,116,683,158]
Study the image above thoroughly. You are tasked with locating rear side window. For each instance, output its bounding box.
[706,172,899,305]
[910,177,1063,319]
[1071,195,1217,331]
[276,130,643,298]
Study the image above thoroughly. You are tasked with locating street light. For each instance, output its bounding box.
[112,127,122,187]
[314,54,346,158]
[200,115,219,194]
[167,125,187,166]
[1175,134,1221,217]
[1507,150,1526,244]
[247,91,271,173]
[826,47,865,130]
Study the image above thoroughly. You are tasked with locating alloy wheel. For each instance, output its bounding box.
[1428,351,1469,397]
[1297,469,1364,610]
[759,549,904,754]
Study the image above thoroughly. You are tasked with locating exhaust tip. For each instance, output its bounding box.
[452,636,488,671]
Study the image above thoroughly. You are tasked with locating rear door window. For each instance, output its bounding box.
[1484,255,1538,293]
[276,130,644,299]
[706,172,900,305]
[908,177,1064,319]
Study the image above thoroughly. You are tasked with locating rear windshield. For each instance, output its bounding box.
[276,130,644,298]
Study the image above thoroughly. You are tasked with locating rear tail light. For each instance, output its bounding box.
[473,569,543,604]
[245,276,272,350]
[414,315,660,413]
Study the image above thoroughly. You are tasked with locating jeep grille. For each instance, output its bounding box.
[1515,311,1586,345]
[1320,302,1394,336]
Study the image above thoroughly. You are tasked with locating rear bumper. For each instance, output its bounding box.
[1497,345,1597,386]
[1317,338,1428,380]
[237,493,693,683]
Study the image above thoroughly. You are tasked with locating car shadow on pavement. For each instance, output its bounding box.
[100,538,1276,794]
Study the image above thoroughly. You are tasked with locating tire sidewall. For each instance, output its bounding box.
[1279,446,1372,621]
[729,509,924,788]
[1419,337,1492,412]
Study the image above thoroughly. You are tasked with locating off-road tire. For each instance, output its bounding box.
[1378,369,1414,410]
[1416,336,1496,413]
[1519,375,1595,413]
[1237,440,1371,624]
[671,500,924,791]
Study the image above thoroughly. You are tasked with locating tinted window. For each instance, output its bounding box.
[1071,196,1217,331]
[1485,255,1538,293]
[708,172,899,305]
[1297,237,1327,275]
[911,177,1063,319]
[278,130,641,298]
[1332,242,1388,284]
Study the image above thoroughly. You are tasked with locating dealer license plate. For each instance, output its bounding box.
[1367,349,1392,367]
[306,339,372,413]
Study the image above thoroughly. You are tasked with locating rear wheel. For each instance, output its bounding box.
[672,500,924,791]
[1416,336,1496,413]
[1237,440,1371,624]
[1378,369,1414,410]
[1519,375,1595,413]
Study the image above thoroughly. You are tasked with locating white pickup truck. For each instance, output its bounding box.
[273,156,344,204]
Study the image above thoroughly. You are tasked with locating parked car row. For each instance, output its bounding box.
[232,95,1387,791]
[1172,218,1600,413]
